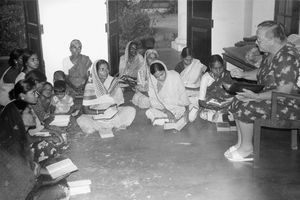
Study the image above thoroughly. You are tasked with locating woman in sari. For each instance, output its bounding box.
[175,47,207,122]
[62,39,92,96]
[0,48,23,107]
[77,59,136,136]
[0,79,69,199]
[146,60,190,126]
[198,55,234,122]
[118,41,143,86]
[132,49,159,109]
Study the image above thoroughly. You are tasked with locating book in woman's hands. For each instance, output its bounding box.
[206,99,232,107]
[164,115,188,131]
[93,106,118,120]
[223,82,264,95]
[46,158,78,179]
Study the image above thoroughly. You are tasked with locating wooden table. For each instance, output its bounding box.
[222,46,256,71]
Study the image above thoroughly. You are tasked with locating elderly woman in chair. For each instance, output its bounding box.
[225,21,300,162]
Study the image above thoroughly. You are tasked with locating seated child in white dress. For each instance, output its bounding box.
[50,80,75,115]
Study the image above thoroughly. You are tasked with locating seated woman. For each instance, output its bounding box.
[32,82,53,122]
[198,55,234,122]
[62,39,92,96]
[118,41,143,87]
[0,79,69,199]
[25,69,47,93]
[225,21,300,162]
[15,49,40,83]
[9,79,68,163]
[145,60,190,126]
[77,59,136,136]
[0,48,24,106]
[132,49,159,109]
[175,47,207,122]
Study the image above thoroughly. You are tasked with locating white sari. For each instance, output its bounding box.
[77,60,136,136]
[179,58,206,121]
[132,49,159,109]
[145,60,190,125]
[118,41,143,78]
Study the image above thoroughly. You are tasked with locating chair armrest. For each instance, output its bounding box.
[271,91,300,119]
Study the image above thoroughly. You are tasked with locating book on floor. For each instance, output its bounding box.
[164,116,188,131]
[229,120,237,131]
[98,128,114,139]
[46,158,78,179]
[68,180,92,196]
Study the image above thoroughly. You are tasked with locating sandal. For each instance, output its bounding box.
[224,146,238,157]
[226,150,253,162]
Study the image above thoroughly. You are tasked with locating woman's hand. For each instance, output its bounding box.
[230,69,244,79]
[236,89,260,102]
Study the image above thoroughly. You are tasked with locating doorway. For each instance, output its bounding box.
[187,0,213,66]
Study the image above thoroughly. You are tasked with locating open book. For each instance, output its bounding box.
[164,116,188,131]
[46,158,78,179]
[49,115,70,127]
[206,99,232,107]
[68,180,92,196]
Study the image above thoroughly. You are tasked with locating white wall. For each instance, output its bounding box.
[251,0,275,35]
[39,0,108,83]
[212,0,275,56]
[212,0,250,55]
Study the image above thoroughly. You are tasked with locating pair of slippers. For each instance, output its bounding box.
[224,146,253,162]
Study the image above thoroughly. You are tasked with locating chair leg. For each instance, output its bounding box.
[253,122,262,167]
[291,129,298,150]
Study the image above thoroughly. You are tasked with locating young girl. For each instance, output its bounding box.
[198,55,233,122]
[50,80,75,115]
[15,49,40,83]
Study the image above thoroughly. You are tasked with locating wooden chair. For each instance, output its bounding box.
[253,91,300,166]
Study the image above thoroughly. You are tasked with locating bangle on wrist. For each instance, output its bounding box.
[96,110,98,115]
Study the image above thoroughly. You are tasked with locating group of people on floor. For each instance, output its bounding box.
[1,20,300,199]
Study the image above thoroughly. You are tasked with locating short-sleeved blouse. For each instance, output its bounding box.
[230,43,300,123]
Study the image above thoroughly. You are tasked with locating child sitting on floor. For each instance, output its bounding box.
[50,80,76,115]
[53,70,76,98]
[198,54,234,122]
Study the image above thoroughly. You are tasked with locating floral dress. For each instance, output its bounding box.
[230,43,300,123]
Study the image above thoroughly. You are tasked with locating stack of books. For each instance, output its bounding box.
[68,180,92,196]
[216,121,237,132]
[216,122,231,132]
